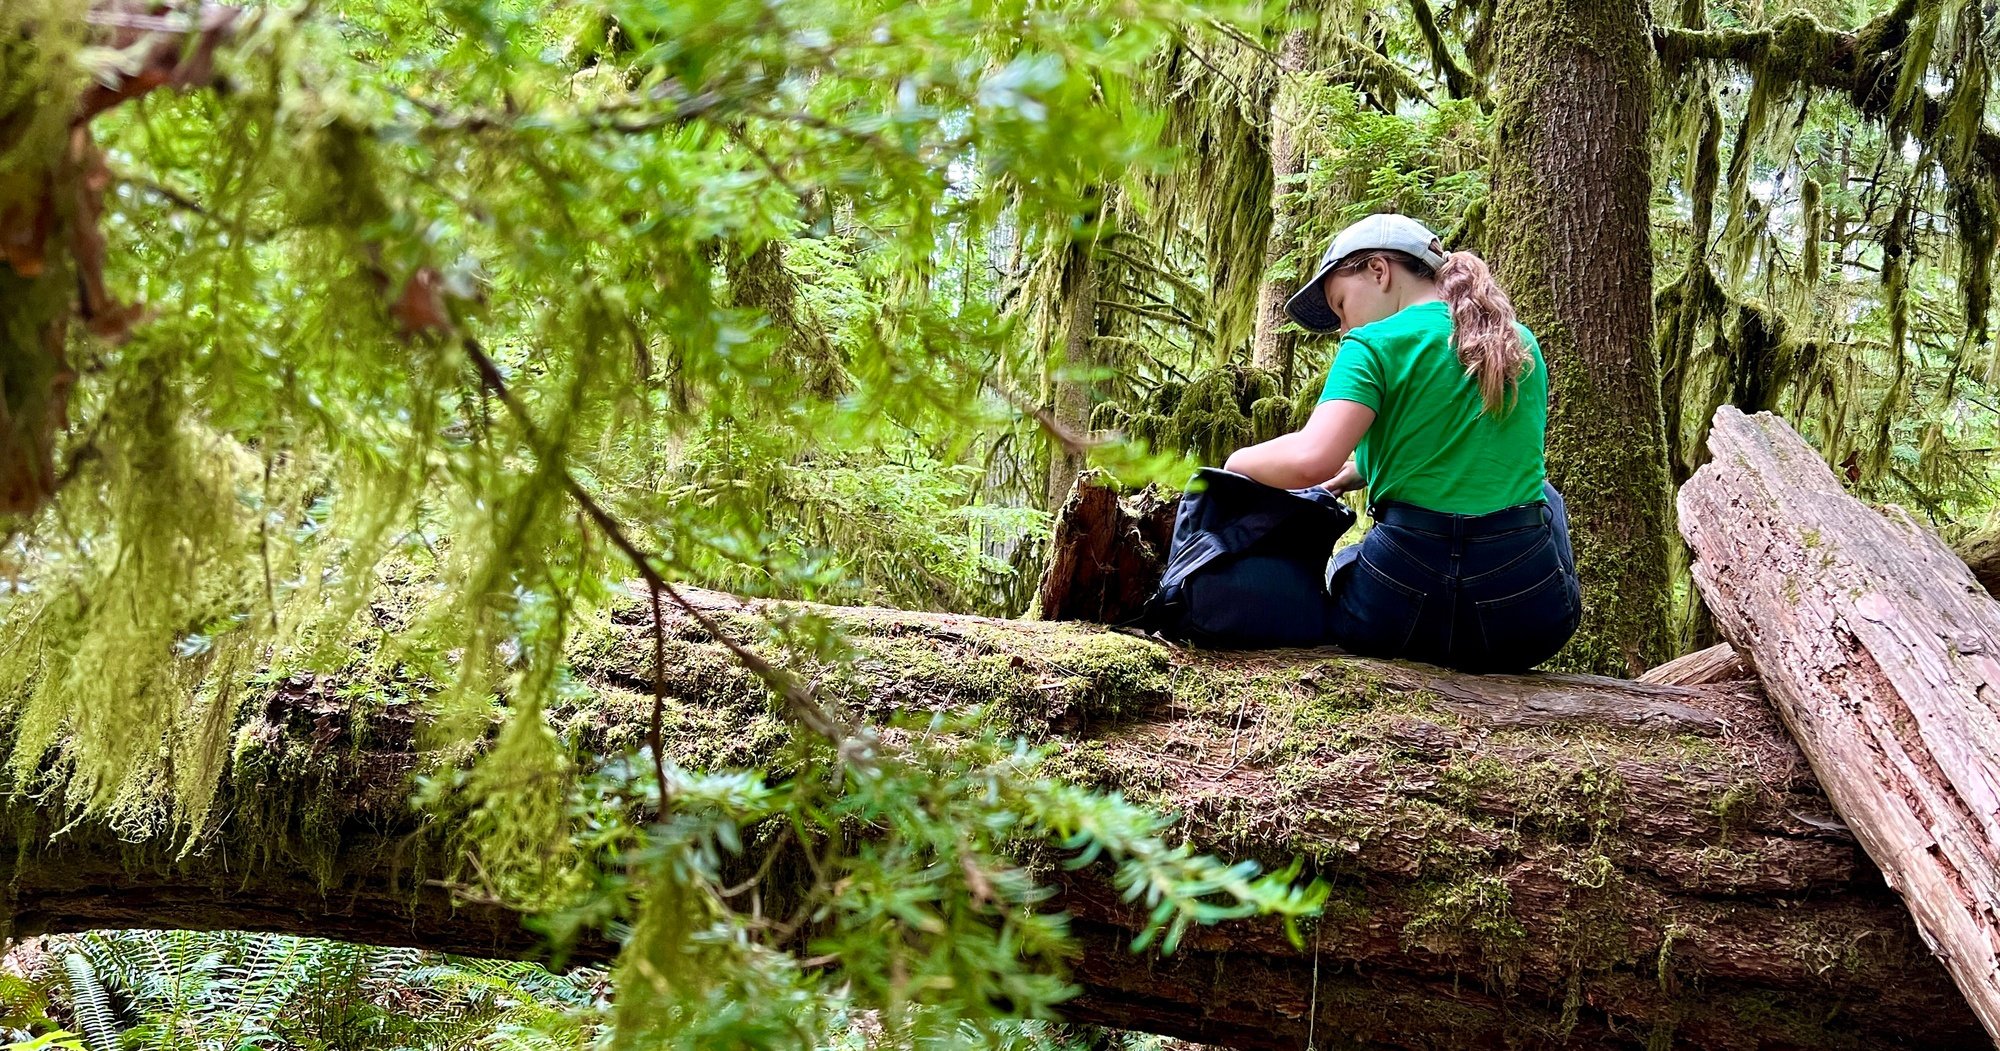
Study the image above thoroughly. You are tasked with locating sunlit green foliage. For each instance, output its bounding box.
[0,1,1322,1048]
[7,0,2000,1044]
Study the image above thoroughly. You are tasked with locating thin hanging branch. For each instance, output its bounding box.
[458,337,870,765]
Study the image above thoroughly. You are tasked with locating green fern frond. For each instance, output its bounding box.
[56,956,116,1051]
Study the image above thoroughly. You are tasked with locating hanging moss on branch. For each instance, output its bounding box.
[0,3,242,517]
[1155,364,1283,465]
[1248,394,1292,445]
[1653,0,2000,368]
[1800,176,1824,287]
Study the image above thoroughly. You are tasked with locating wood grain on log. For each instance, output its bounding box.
[2,588,1980,1050]
[1639,643,1751,687]
[1679,405,2000,1044]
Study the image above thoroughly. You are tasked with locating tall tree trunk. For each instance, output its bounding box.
[1249,28,1312,390]
[1046,234,1100,508]
[1487,0,1674,676]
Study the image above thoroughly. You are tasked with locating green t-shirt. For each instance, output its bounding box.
[1317,300,1548,515]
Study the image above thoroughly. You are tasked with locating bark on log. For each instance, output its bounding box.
[0,589,1983,1050]
[1679,405,2000,1044]
[1034,472,1175,624]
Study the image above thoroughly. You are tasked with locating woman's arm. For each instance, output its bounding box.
[1222,399,1376,490]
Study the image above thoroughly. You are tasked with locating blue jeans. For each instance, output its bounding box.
[1327,482,1580,672]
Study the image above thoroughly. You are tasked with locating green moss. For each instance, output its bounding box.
[1761,12,1841,85]
[1253,662,1448,759]
[577,612,1176,745]
[1401,872,1527,970]
[1167,367,1252,465]
[1714,987,1883,1050]
[1127,411,1167,451]
[1801,177,1823,283]
[1948,178,1997,347]
[1160,364,1293,463]
[1288,381,1320,431]
[226,719,378,889]
[1038,738,1115,785]
[1780,915,1884,978]
[1249,395,1293,444]
[1712,778,1758,843]
[1436,745,1627,845]
[1143,380,1185,417]
[1087,402,1128,434]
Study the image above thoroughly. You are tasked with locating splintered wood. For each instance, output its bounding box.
[1680,405,2000,1043]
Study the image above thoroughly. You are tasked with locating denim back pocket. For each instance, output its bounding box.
[1330,540,1428,658]
[1471,562,1581,672]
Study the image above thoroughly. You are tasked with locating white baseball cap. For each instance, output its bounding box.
[1284,213,1449,333]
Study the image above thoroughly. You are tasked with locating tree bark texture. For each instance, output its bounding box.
[1249,27,1313,390]
[1486,0,1676,677]
[0,589,1982,1050]
[1679,405,2000,1044]
[1047,235,1101,509]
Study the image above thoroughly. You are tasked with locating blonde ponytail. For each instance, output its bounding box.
[1435,251,1529,415]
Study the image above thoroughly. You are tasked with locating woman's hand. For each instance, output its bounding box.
[1222,400,1376,490]
[1321,459,1363,495]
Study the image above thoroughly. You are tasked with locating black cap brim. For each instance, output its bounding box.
[1282,260,1342,334]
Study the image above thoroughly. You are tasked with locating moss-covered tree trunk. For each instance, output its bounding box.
[1046,233,1101,508]
[1486,0,1675,676]
[1248,28,1311,391]
[726,238,847,398]
[1,589,1986,1050]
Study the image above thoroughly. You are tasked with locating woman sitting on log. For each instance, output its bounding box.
[1224,213,1580,672]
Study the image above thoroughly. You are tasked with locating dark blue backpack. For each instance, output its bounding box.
[1137,468,1357,648]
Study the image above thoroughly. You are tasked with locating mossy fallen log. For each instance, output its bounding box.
[0,590,1982,1050]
